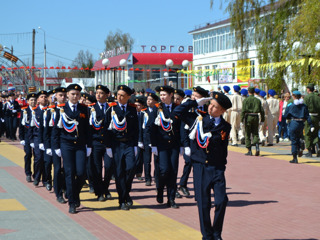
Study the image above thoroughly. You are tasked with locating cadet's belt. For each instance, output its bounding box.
[116,137,131,142]
[292,118,305,121]
[309,113,318,116]
[246,113,259,116]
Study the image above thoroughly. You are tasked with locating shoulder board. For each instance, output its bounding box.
[155,103,160,108]
[42,107,48,110]
[32,106,37,110]
[197,109,207,114]
[88,103,96,107]
[108,102,117,107]
[57,103,65,107]
[48,105,55,109]
[128,103,136,108]
[21,106,28,110]
[141,108,147,111]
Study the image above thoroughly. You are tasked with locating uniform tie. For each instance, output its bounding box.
[121,105,126,113]
[167,105,171,112]
[72,105,76,112]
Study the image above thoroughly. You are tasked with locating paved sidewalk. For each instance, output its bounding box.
[0,139,319,240]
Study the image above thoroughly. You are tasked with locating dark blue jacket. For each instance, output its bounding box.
[284,102,313,126]
[173,99,231,167]
[3,100,20,117]
[89,102,108,145]
[19,106,31,142]
[27,106,45,144]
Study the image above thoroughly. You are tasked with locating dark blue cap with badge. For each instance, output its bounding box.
[147,92,159,101]
[53,87,67,94]
[67,84,82,92]
[159,85,174,94]
[193,86,209,97]
[211,91,232,110]
[135,97,145,105]
[117,85,133,95]
[174,89,185,98]
[96,85,110,94]
[27,93,37,100]
[37,90,47,98]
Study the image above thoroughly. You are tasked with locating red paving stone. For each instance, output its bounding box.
[2,139,320,239]
[0,228,17,235]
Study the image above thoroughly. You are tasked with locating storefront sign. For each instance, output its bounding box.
[140,45,193,53]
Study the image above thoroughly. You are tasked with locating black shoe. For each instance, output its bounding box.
[167,200,179,209]
[261,140,265,146]
[245,150,252,156]
[75,200,80,208]
[33,179,39,186]
[105,191,112,199]
[145,180,151,186]
[290,154,298,163]
[298,150,303,157]
[179,186,190,197]
[156,188,164,204]
[267,143,273,146]
[119,203,129,210]
[126,195,133,206]
[137,176,143,181]
[57,196,67,204]
[69,205,76,214]
[276,135,280,143]
[97,195,106,202]
[46,183,52,191]
[175,191,182,198]
[255,144,260,156]
[26,175,32,182]
[89,187,94,193]
[305,149,313,158]
[315,143,320,157]
[241,138,245,145]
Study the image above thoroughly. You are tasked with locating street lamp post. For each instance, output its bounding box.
[102,58,110,87]
[119,59,127,85]
[182,60,190,89]
[165,59,174,86]
[38,27,47,90]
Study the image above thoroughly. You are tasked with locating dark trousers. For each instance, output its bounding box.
[158,147,179,201]
[52,150,65,198]
[143,146,152,182]
[61,144,86,206]
[91,143,114,196]
[7,116,18,139]
[33,137,44,182]
[289,121,304,154]
[24,140,33,176]
[154,154,159,188]
[4,116,9,138]
[112,141,135,205]
[43,152,53,183]
[179,153,192,187]
[278,117,288,139]
[193,162,228,240]
[135,147,144,175]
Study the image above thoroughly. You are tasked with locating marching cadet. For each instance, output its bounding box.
[52,84,92,214]
[241,87,265,156]
[239,88,248,145]
[143,92,159,186]
[4,92,20,140]
[135,97,146,181]
[0,96,3,142]
[173,92,232,240]
[258,90,269,146]
[104,85,139,210]
[266,89,280,146]
[174,89,185,105]
[284,90,313,163]
[28,90,47,186]
[222,86,231,123]
[179,86,208,197]
[90,85,113,202]
[44,87,67,203]
[303,83,320,157]
[146,86,182,209]
[229,85,242,146]
[19,93,36,182]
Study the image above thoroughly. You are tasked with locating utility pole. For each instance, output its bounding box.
[31,29,36,87]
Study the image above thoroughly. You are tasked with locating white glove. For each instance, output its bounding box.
[138,142,144,149]
[30,143,35,148]
[46,148,52,156]
[240,122,243,128]
[311,127,315,133]
[86,147,92,157]
[151,146,158,156]
[20,140,25,146]
[55,149,61,157]
[106,148,113,158]
[184,147,191,156]
[134,146,138,156]
[39,143,45,151]
[180,147,184,155]
[196,97,212,106]
[1,118,4,123]
[12,110,17,113]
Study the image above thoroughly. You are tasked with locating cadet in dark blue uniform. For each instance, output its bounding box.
[52,84,92,214]
[179,86,209,197]
[146,86,182,209]
[105,85,139,210]
[173,92,232,240]
[19,93,37,182]
[44,87,67,203]
[90,85,113,202]
[28,90,47,186]
[284,90,313,163]
[4,92,20,140]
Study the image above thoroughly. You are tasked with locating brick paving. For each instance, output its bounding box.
[0,139,319,240]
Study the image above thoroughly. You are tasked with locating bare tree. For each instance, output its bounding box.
[104,29,134,51]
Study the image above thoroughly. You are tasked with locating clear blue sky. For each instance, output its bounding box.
[1,0,228,67]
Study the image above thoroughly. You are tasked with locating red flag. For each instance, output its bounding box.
[207,76,210,83]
